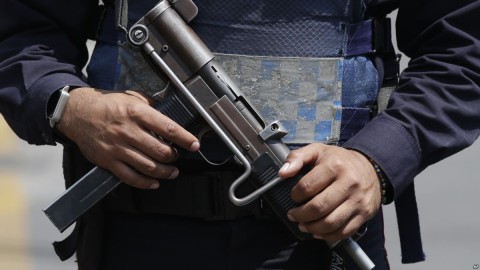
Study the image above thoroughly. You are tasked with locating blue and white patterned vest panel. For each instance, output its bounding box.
[88,0,378,145]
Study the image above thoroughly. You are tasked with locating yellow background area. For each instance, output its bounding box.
[0,116,32,270]
[0,116,15,152]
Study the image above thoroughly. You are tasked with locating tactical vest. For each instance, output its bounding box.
[56,0,425,268]
[90,0,382,146]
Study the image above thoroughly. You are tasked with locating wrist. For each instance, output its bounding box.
[367,157,393,205]
[348,148,394,205]
[53,87,96,142]
[47,86,71,128]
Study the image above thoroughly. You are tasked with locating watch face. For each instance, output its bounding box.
[48,86,70,127]
[47,89,62,118]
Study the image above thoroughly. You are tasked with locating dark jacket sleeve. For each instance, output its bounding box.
[344,0,480,199]
[0,0,98,145]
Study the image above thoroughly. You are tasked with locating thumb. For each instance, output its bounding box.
[278,143,326,178]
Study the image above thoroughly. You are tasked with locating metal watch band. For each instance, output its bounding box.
[49,86,70,128]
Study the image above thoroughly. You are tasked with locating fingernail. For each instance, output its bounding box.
[313,234,324,240]
[287,211,296,222]
[279,162,290,173]
[149,182,159,189]
[190,141,200,152]
[168,168,179,179]
[298,223,308,233]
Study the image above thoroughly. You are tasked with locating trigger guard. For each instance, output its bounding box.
[196,127,232,166]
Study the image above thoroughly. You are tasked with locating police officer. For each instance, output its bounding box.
[1,0,480,269]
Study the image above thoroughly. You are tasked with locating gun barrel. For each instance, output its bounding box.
[340,238,375,270]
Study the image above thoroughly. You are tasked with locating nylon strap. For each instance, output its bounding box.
[395,183,426,263]
[52,223,79,261]
[115,0,129,33]
[346,18,393,56]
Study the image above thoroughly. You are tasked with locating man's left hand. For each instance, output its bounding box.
[278,143,382,243]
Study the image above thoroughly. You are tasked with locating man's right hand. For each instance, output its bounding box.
[55,87,200,189]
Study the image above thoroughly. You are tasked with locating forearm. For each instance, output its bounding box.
[345,0,480,199]
[0,0,96,145]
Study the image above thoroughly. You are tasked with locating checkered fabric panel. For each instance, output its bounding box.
[216,54,343,144]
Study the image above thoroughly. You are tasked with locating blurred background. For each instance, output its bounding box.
[0,9,479,270]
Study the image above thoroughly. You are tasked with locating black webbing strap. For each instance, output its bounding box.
[52,223,79,261]
[346,17,393,57]
[115,0,129,33]
[395,183,426,263]
[86,4,107,40]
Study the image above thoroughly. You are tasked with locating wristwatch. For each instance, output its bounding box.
[47,86,70,128]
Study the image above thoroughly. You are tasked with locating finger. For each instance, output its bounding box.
[288,179,348,222]
[128,129,180,163]
[108,160,160,190]
[137,106,200,152]
[279,143,329,179]
[312,213,366,243]
[301,199,355,235]
[118,147,179,180]
[289,163,336,204]
[278,145,313,178]
[124,90,199,151]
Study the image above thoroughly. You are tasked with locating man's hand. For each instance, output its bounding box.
[56,87,200,189]
[278,143,382,243]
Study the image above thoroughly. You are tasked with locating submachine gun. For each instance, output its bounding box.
[44,1,374,269]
